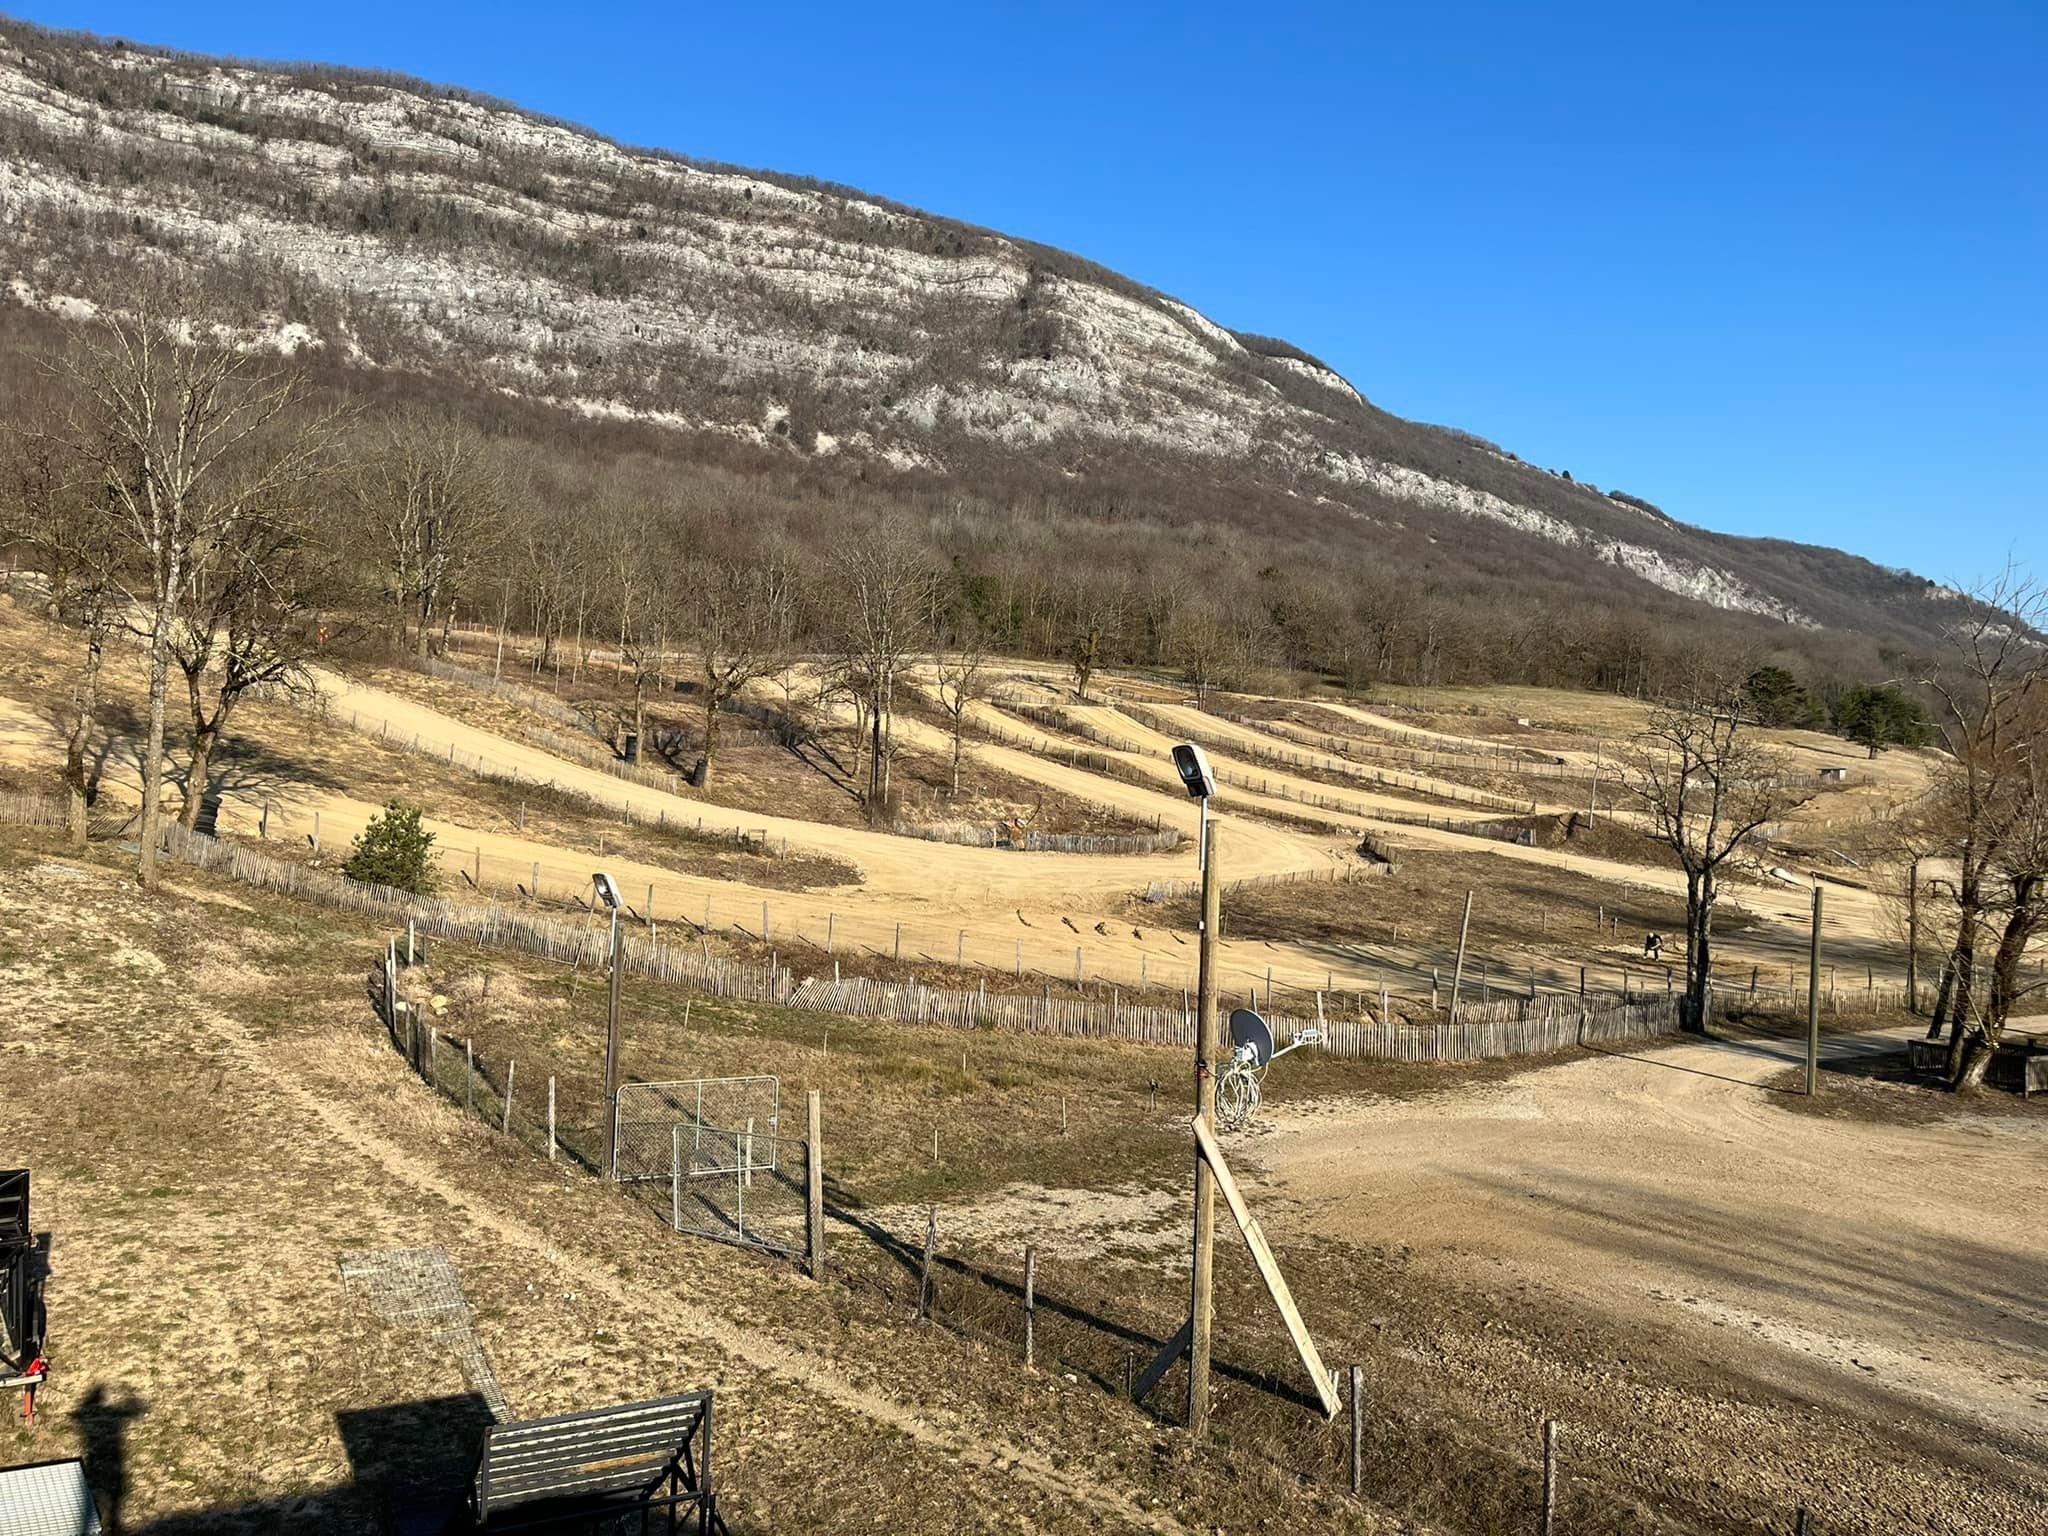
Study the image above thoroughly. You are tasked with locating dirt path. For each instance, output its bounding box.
[212,1006,1192,1535]
[0,590,1922,1001]
[1258,1027,2048,1452]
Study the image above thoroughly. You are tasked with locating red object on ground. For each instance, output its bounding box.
[20,1354,46,1422]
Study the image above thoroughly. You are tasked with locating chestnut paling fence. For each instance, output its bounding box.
[0,807,1678,1064]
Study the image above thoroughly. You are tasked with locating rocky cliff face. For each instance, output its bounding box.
[0,23,1970,641]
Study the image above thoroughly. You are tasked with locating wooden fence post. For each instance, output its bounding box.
[547,1076,557,1161]
[502,1060,515,1133]
[805,1090,825,1281]
[1023,1245,1038,1368]
[465,1039,475,1114]
[312,811,320,853]
[1540,1419,1560,1536]
[1349,1365,1365,1495]
[918,1207,936,1324]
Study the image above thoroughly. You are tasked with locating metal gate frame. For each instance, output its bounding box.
[664,1123,809,1256]
[613,1077,780,1185]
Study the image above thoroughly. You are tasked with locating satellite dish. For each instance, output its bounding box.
[1228,1008,1274,1068]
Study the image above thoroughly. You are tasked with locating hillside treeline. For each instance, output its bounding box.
[0,301,1925,705]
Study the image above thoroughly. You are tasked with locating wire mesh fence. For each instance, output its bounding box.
[660,1125,809,1257]
[614,1077,781,1184]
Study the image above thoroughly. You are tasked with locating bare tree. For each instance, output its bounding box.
[831,527,936,809]
[0,417,121,848]
[56,303,331,889]
[932,621,991,797]
[169,500,337,828]
[1618,657,1796,1031]
[1982,730,2048,1039]
[356,418,499,659]
[688,545,797,788]
[1916,571,2048,1085]
[598,507,678,755]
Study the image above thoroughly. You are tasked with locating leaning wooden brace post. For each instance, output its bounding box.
[1448,890,1474,1023]
[1189,818,1222,1439]
[1190,1115,1340,1418]
[805,1090,825,1282]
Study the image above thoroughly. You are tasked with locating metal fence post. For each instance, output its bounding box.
[672,1123,682,1233]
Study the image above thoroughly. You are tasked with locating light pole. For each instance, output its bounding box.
[1168,742,1220,1436]
[1172,743,1216,875]
[593,871,625,1176]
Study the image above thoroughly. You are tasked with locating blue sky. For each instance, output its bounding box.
[16,1,2042,584]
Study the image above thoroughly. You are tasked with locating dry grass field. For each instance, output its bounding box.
[3,593,2042,1536]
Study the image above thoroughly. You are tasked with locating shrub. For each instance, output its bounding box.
[343,800,437,893]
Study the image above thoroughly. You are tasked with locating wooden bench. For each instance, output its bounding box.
[473,1392,725,1533]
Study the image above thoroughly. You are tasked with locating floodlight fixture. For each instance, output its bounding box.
[1171,742,1216,800]
[593,870,625,1176]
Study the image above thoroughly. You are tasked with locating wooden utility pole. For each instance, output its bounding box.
[1905,859,1921,1012]
[1189,817,1222,1439]
[1806,886,1823,1096]
[805,1090,825,1281]
[1448,890,1475,1023]
[604,905,624,1177]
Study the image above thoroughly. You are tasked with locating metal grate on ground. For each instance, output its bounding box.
[0,1459,104,1536]
[338,1246,509,1422]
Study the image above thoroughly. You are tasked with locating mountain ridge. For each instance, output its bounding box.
[0,17,1985,660]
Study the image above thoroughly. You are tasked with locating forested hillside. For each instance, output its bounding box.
[0,18,1993,694]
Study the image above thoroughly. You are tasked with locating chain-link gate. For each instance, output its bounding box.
[613,1077,779,1182]
[664,1122,810,1256]
[613,1078,807,1257]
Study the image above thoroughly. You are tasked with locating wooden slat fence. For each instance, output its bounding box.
[1114,700,1535,815]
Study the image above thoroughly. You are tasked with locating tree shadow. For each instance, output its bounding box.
[821,1202,1323,1416]
[1449,1164,2048,1470]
